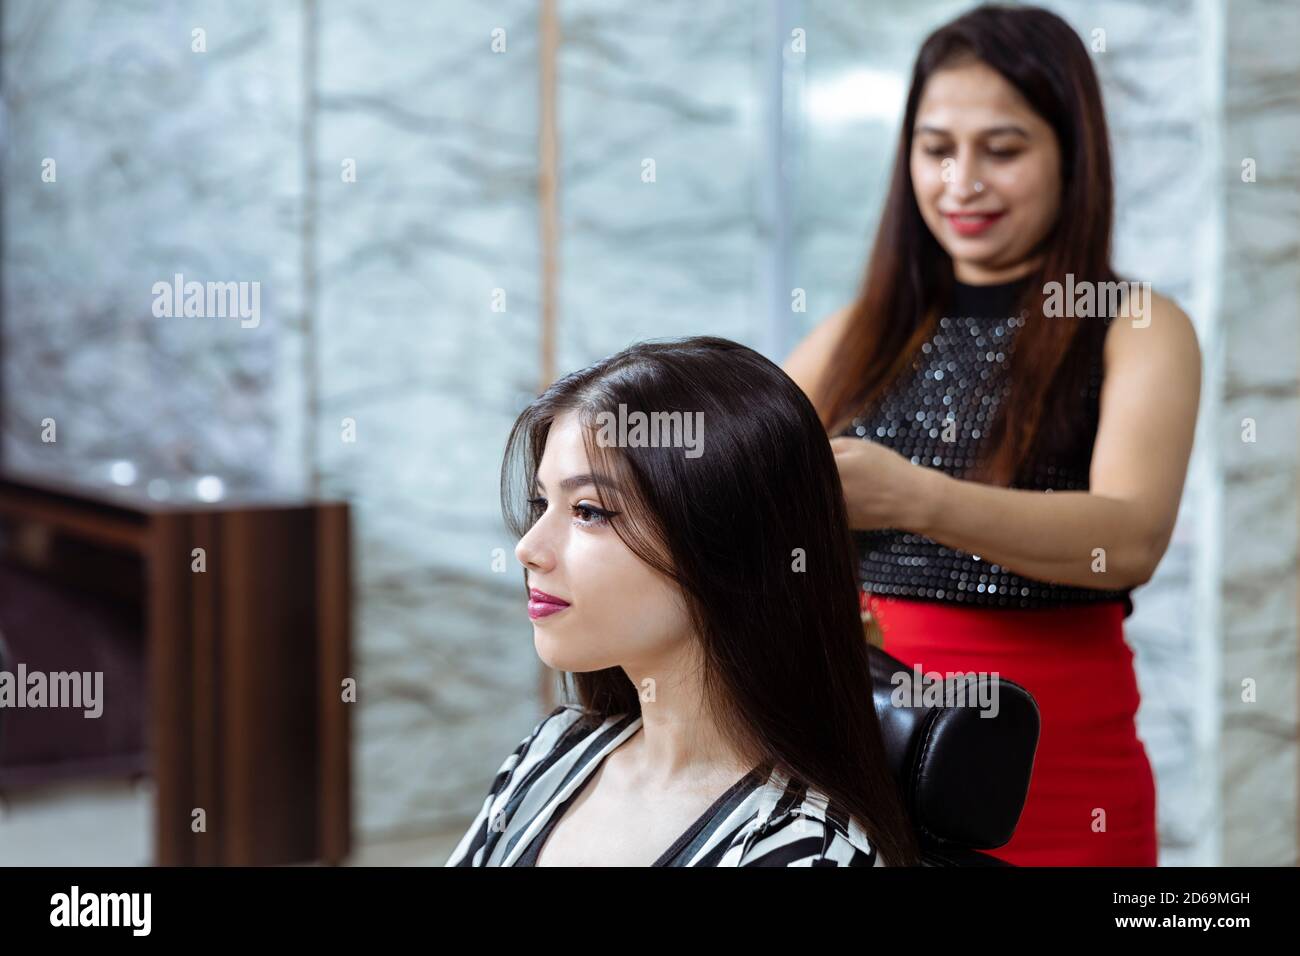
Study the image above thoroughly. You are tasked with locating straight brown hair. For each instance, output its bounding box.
[501,336,922,866]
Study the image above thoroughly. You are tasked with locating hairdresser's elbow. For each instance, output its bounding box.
[1118,533,1166,589]
[1084,534,1162,590]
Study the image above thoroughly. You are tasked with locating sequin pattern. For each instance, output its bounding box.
[840,280,1133,614]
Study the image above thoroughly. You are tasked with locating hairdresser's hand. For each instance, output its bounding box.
[829,436,948,533]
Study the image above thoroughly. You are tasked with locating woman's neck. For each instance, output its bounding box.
[953,256,1041,285]
[617,659,755,788]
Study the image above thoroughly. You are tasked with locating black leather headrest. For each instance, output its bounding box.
[869,645,1039,852]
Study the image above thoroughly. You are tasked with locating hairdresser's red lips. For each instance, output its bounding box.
[943,211,1005,237]
[528,587,571,621]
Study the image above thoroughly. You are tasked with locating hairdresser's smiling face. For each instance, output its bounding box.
[515,411,692,673]
[910,58,1062,284]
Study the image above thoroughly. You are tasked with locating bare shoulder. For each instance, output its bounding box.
[782,303,854,398]
[1095,287,1202,452]
[1102,288,1201,386]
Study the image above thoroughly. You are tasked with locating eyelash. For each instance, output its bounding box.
[922,145,1020,159]
[526,496,615,527]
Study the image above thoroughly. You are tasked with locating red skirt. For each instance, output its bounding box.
[866,594,1157,866]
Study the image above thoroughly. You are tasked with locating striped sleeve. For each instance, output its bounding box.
[739,814,881,867]
[444,705,573,866]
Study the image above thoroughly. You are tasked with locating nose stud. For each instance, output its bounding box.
[973,181,985,193]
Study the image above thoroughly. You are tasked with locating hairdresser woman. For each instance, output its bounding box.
[784,5,1200,866]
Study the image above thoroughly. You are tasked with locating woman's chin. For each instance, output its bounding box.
[533,630,611,674]
[533,628,576,671]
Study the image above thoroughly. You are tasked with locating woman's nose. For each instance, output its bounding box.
[515,521,554,573]
[947,154,984,200]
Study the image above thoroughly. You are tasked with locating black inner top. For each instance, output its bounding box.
[951,275,1031,312]
[842,273,1134,616]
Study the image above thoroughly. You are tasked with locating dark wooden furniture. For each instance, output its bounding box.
[0,468,351,866]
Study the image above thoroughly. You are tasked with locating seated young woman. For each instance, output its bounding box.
[445,335,919,867]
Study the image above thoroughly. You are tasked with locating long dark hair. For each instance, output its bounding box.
[501,335,921,866]
[814,3,1117,485]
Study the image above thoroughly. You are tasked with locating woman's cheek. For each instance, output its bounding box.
[918,168,945,209]
[572,537,633,614]
[1003,163,1040,204]
[1010,161,1057,215]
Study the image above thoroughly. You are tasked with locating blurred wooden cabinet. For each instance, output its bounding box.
[0,470,351,866]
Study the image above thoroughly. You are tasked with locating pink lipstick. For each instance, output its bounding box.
[528,588,571,620]
[944,211,1005,237]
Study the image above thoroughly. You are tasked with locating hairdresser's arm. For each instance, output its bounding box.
[827,293,1201,590]
[783,305,852,404]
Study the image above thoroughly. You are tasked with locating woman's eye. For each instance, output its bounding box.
[572,503,612,526]
[526,496,612,526]
[922,145,951,157]
[987,147,1022,159]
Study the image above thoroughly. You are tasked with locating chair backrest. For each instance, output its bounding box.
[868,645,1039,865]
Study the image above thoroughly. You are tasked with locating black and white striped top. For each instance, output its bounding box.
[445,704,885,867]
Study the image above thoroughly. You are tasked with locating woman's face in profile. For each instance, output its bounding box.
[909,58,1062,282]
[515,410,693,675]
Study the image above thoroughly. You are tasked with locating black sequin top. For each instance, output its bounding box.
[840,276,1134,617]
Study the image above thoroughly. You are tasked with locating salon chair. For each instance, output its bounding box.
[868,645,1039,866]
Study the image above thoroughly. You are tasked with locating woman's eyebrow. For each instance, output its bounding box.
[914,122,1029,137]
[532,473,620,494]
[980,124,1029,137]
